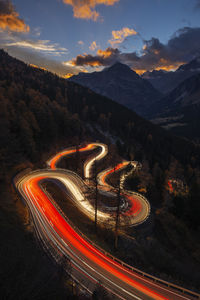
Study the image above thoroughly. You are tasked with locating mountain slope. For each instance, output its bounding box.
[1,50,200,295]
[69,62,162,117]
[151,73,200,142]
[142,57,200,94]
[0,49,199,172]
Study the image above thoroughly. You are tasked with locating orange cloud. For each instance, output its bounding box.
[72,58,102,67]
[155,64,183,72]
[0,12,29,32]
[153,58,184,72]
[134,69,147,75]
[63,0,119,21]
[63,69,88,78]
[134,60,184,75]
[89,41,99,51]
[87,61,102,66]
[0,0,29,33]
[63,73,74,79]
[65,47,120,68]
[30,64,47,71]
[109,27,137,46]
[97,48,113,58]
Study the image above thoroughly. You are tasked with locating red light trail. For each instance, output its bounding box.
[15,143,198,299]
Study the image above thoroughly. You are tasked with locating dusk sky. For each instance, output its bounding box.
[1,0,200,77]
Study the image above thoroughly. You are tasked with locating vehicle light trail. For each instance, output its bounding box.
[168,180,173,193]
[48,144,150,226]
[48,143,96,170]
[98,161,130,188]
[17,172,168,299]
[14,143,199,300]
[84,143,107,179]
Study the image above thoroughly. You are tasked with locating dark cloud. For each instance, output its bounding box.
[69,27,200,73]
[168,27,200,59]
[0,0,13,15]
[129,27,200,71]
[70,47,120,67]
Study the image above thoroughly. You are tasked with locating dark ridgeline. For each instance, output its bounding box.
[69,59,200,143]
[149,73,200,143]
[68,61,162,118]
[142,56,200,94]
[1,50,200,296]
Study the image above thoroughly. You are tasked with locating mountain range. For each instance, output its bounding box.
[69,58,200,143]
[150,73,200,143]
[142,57,200,94]
[69,62,161,118]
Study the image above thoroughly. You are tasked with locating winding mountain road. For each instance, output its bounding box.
[15,143,199,299]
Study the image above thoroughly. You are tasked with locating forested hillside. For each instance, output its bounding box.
[1,50,200,297]
[0,49,199,178]
[150,73,200,143]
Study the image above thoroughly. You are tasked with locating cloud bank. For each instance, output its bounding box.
[68,27,200,73]
[67,47,120,67]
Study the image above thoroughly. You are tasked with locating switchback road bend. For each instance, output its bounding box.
[15,143,200,300]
